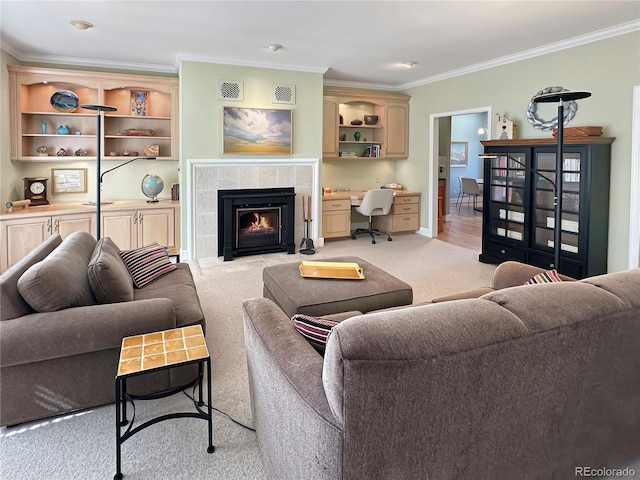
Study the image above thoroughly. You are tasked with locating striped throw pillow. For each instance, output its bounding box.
[291,313,339,354]
[524,269,562,285]
[119,242,176,288]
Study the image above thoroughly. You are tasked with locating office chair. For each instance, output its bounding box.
[351,189,394,244]
[459,177,482,212]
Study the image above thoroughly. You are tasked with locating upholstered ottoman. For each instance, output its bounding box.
[263,256,413,317]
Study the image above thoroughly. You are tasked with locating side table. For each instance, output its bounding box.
[114,325,214,479]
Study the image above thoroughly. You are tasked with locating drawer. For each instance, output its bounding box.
[483,241,526,262]
[394,195,419,205]
[392,213,419,231]
[322,198,351,211]
[527,251,583,279]
[392,203,419,215]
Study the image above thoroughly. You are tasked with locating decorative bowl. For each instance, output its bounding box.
[50,90,79,112]
[350,119,363,125]
[364,115,378,125]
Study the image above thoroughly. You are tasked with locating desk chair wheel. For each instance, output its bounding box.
[351,234,356,240]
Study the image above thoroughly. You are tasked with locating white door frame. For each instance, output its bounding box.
[427,106,492,237]
[629,85,640,269]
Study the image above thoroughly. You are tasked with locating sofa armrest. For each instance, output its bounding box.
[242,298,341,429]
[0,298,176,367]
[491,261,574,290]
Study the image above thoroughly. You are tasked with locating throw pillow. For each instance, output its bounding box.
[119,242,176,288]
[88,237,134,303]
[291,313,339,354]
[524,269,562,285]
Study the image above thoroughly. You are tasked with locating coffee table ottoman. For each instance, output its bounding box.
[263,256,413,317]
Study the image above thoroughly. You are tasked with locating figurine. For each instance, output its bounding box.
[57,125,71,135]
[74,148,86,156]
[40,120,47,134]
[36,145,48,156]
[56,147,67,156]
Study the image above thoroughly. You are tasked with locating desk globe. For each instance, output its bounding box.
[141,174,164,203]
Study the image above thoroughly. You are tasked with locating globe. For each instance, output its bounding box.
[141,174,164,203]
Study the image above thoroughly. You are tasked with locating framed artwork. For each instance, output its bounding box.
[223,107,292,154]
[130,90,148,116]
[450,141,468,167]
[51,168,87,194]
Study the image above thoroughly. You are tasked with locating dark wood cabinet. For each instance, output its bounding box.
[479,137,614,279]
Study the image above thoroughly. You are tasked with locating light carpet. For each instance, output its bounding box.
[0,235,495,480]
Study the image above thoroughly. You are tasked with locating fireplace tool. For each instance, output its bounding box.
[300,195,315,255]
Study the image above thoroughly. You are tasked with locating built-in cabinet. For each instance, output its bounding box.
[373,194,421,233]
[8,65,179,161]
[480,138,614,279]
[0,201,180,272]
[322,197,352,239]
[323,89,410,160]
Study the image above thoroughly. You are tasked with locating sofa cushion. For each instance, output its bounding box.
[524,269,562,285]
[88,237,134,303]
[291,313,340,353]
[17,231,97,312]
[119,242,176,288]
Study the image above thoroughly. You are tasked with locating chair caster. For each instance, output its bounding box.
[371,239,376,244]
[387,237,392,241]
[351,235,356,240]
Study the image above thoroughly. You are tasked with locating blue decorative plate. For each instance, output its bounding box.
[50,90,79,112]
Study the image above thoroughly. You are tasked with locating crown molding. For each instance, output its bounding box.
[322,78,398,91]
[175,52,328,75]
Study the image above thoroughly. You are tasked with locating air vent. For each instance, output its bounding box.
[218,80,243,101]
[273,84,295,104]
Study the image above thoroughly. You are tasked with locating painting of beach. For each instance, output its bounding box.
[223,107,292,154]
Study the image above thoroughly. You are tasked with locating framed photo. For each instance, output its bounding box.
[223,107,292,154]
[450,141,468,167]
[51,168,87,194]
[130,90,148,116]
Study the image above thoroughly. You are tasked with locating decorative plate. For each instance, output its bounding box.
[50,90,79,112]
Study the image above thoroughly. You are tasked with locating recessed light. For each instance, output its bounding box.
[70,19,93,30]
[400,61,416,68]
[268,44,283,52]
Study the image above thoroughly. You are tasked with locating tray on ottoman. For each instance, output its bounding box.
[263,256,413,317]
[299,261,365,280]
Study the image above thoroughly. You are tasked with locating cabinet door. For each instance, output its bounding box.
[322,210,351,238]
[138,208,175,247]
[102,210,136,250]
[322,98,340,158]
[1,216,51,272]
[53,212,95,239]
[384,103,409,158]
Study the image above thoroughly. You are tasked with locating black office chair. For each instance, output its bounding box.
[351,189,394,244]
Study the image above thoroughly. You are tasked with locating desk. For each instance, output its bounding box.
[322,190,421,239]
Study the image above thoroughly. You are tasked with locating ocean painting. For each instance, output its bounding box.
[223,107,292,154]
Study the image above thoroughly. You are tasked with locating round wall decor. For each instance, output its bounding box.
[526,86,578,131]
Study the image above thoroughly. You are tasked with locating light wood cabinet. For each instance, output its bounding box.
[373,194,421,233]
[322,198,352,238]
[323,88,410,160]
[0,201,179,272]
[0,211,95,271]
[8,65,179,161]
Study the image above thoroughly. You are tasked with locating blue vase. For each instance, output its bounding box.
[57,125,70,135]
[354,131,361,141]
[40,120,47,134]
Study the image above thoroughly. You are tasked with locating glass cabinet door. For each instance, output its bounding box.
[532,148,581,254]
[487,151,527,243]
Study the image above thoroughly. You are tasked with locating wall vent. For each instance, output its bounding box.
[272,84,296,104]
[218,80,244,101]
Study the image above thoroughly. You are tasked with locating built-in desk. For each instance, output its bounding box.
[322,190,421,239]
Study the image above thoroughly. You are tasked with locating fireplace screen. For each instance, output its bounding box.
[236,207,281,250]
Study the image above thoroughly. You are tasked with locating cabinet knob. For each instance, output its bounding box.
[53,218,59,233]
[500,249,506,254]
[47,218,51,233]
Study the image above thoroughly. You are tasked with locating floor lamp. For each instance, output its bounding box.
[81,104,117,240]
[532,91,591,270]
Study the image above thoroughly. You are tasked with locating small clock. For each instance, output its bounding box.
[24,177,49,206]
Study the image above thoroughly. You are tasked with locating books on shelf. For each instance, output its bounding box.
[339,151,358,157]
[547,240,579,253]
[496,228,523,240]
[546,217,579,233]
[498,209,525,222]
[363,145,381,157]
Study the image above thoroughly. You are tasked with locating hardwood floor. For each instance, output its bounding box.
[438,198,483,252]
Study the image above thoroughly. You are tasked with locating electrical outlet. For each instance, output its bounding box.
[375,177,380,183]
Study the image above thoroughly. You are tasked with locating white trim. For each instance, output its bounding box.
[428,107,492,238]
[185,158,320,261]
[629,85,640,269]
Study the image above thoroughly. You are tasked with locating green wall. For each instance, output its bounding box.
[397,31,640,272]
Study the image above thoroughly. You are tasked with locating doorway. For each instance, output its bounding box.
[428,107,491,250]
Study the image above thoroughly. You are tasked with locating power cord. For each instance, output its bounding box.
[183,386,256,432]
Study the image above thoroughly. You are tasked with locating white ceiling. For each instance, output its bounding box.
[1,1,639,90]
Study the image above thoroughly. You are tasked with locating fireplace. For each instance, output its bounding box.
[218,188,296,261]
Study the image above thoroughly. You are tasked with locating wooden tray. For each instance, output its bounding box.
[299,261,365,280]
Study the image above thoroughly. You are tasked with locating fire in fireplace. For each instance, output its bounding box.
[218,188,296,261]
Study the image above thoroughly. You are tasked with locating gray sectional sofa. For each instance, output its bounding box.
[0,232,206,426]
[243,262,640,480]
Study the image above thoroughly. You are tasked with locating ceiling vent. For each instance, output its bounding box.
[273,84,296,104]
[218,80,244,101]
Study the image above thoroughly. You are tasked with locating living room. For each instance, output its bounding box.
[1,2,640,479]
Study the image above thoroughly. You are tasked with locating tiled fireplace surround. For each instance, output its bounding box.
[188,159,320,261]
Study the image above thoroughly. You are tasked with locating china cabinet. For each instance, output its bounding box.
[323,89,410,160]
[8,65,178,161]
[480,137,614,278]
